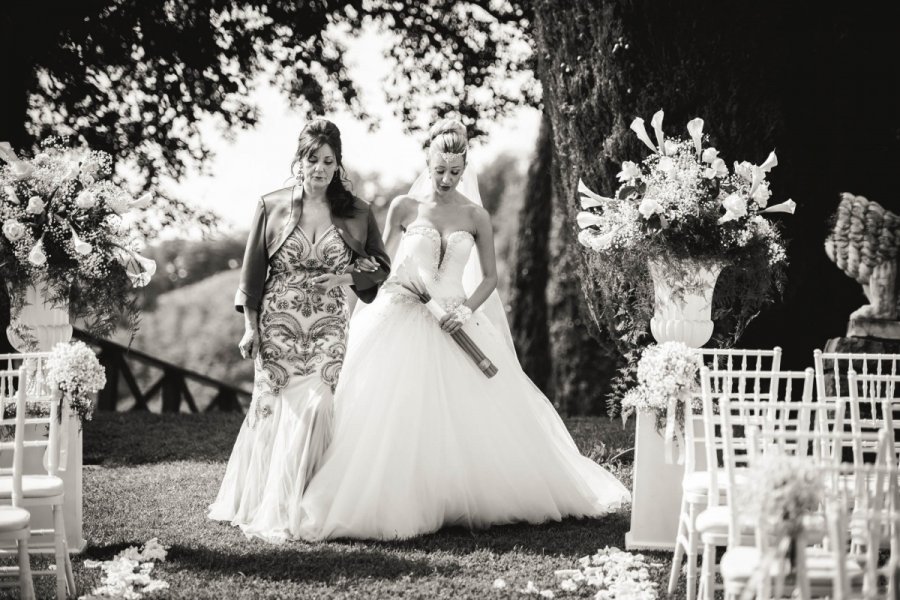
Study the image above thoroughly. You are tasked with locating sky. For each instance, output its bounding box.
[172,27,541,228]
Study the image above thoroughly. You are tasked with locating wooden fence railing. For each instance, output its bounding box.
[73,329,249,413]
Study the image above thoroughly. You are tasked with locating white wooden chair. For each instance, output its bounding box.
[845,371,900,464]
[699,367,820,600]
[0,365,36,599]
[721,428,895,599]
[668,347,782,600]
[0,353,75,599]
[814,350,900,461]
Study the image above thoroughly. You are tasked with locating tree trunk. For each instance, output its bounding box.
[508,113,554,393]
[531,0,900,374]
[546,140,620,415]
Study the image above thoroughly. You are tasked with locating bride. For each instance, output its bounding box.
[297,118,630,540]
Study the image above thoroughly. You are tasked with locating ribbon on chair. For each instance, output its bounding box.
[663,395,686,465]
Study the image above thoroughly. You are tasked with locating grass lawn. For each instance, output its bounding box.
[5,412,685,599]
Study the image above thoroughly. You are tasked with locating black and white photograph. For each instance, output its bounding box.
[1,1,899,598]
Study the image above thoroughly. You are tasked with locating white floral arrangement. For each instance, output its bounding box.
[82,538,169,599]
[576,110,794,265]
[621,341,699,463]
[621,341,698,420]
[0,137,156,338]
[740,454,825,538]
[46,340,106,423]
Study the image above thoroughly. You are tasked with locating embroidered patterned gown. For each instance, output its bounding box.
[209,224,354,542]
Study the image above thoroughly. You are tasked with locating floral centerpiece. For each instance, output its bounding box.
[740,454,824,539]
[621,341,699,462]
[46,340,106,423]
[576,110,794,410]
[0,138,156,346]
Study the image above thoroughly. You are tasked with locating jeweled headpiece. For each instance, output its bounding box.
[437,151,466,163]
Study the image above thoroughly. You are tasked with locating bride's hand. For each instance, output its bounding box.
[439,313,463,334]
[440,304,472,334]
[238,327,260,360]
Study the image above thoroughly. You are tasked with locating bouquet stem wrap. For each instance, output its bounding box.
[419,295,498,378]
[663,395,685,465]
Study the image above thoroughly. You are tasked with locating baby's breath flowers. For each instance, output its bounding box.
[46,340,106,423]
[0,138,156,342]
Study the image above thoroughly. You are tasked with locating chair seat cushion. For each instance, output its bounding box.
[696,506,732,534]
[721,545,862,584]
[0,474,64,498]
[683,469,749,495]
[0,506,30,532]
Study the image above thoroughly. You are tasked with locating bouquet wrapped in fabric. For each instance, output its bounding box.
[395,263,498,378]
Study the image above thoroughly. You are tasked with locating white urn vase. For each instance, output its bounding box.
[6,279,73,351]
[647,257,724,349]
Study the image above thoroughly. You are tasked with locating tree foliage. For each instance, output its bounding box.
[1,0,536,190]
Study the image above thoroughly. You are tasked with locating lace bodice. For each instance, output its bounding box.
[383,225,476,305]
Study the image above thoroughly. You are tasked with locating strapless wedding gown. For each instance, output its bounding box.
[297,225,630,540]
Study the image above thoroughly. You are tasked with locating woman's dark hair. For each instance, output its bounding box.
[291,118,358,218]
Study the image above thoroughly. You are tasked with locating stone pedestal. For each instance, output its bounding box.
[824,332,900,354]
[845,318,900,342]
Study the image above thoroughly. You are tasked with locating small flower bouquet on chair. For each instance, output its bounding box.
[396,263,498,378]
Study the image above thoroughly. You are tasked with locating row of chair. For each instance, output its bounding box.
[669,347,900,600]
[0,354,76,599]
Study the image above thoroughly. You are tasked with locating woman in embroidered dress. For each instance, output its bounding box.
[208,119,390,542]
[296,118,629,541]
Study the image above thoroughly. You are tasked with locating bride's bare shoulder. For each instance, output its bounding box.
[386,194,419,225]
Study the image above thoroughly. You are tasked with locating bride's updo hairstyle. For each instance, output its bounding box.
[428,118,468,162]
[291,118,358,218]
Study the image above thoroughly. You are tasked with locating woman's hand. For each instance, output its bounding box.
[311,273,351,294]
[352,257,380,273]
[238,326,261,360]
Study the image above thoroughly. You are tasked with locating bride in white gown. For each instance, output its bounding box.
[297,118,629,541]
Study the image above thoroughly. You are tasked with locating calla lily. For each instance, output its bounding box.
[629,117,657,153]
[749,166,766,196]
[650,110,666,155]
[578,179,614,209]
[115,248,157,287]
[0,142,19,163]
[129,193,152,209]
[761,199,796,215]
[28,237,47,266]
[759,151,778,173]
[687,118,704,159]
[69,226,93,255]
[577,211,604,229]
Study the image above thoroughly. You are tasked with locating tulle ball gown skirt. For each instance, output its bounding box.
[297,292,631,541]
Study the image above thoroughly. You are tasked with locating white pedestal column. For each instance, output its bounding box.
[624,411,684,552]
